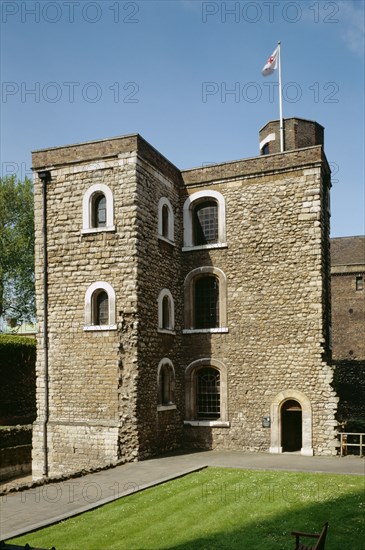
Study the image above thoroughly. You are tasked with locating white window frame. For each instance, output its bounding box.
[183,190,227,250]
[158,197,175,244]
[82,183,115,234]
[84,281,117,331]
[157,289,175,334]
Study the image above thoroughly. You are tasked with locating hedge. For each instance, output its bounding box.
[0,335,36,425]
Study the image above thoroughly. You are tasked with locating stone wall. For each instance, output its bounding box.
[180,154,337,455]
[134,155,184,457]
[32,148,142,477]
[0,426,32,481]
[32,119,338,478]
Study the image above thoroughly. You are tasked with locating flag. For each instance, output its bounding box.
[262,46,278,76]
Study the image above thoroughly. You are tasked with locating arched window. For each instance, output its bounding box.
[183,190,226,250]
[194,276,219,329]
[184,267,227,333]
[196,367,220,419]
[157,359,176,409]
[82,183,115,234]
[193,200,218,245]
[261,143,270,155]
[84,282,117,331]
[158,197,174,243]
[184,358,228,425]
[157,289,175,333]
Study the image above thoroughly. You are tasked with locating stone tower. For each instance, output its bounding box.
[32,119,338,479]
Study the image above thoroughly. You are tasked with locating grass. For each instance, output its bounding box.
[9,468,364,549]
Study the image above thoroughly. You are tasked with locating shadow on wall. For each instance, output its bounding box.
[333,359,365,435]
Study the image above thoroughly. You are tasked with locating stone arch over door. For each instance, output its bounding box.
[270,390,313,456]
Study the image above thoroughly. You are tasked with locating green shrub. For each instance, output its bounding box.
[0,335,36,425]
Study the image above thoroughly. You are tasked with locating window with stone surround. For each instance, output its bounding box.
[158,197,174,243]
[157,359,176,410]
[183,190,226,250]
[157,289,175,333]
[183,267,228,333]
[184,358,229,426]
[84,282,117,331]
[82,183,115,234]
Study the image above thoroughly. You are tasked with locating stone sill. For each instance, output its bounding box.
[182,243,228,252]
[158,236,176,246]
[184,420,230,428]
[182,328,228,334]
[81,226,116,235]
[157,404,177,412]
[157,328,176,336]
[84,325,117,331]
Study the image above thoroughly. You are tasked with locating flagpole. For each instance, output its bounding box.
[278,41,284,152]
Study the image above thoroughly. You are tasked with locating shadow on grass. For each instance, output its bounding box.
[0,545,54,550]
[159,488,364,550]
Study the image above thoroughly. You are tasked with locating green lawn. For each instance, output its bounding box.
[9,468,364,549]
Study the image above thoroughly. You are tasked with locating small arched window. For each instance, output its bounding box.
[158,197,174,243]
[82,183,115,234]
[157,359,175,408]
[262,142,270,155]
[84,282,117,331]
[157,289,175,332]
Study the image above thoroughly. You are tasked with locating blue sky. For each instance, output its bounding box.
[1,0,364,237]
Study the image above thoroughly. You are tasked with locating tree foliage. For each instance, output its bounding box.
[0,176,35,326]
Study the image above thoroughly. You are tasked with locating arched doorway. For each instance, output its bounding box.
[270,390,313,456]
[281,400,302,452]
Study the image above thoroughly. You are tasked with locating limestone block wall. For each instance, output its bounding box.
[133,154,184,457]
[32,146,142,478]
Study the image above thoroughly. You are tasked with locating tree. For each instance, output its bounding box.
[0,176,35,327]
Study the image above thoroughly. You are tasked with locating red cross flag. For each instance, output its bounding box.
[262,46,279,76]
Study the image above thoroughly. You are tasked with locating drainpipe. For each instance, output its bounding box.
[38,170,51,478]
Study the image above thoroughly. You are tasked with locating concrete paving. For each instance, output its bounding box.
[1,450,364,542]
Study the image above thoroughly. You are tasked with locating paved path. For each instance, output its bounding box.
[1,451,363,542]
